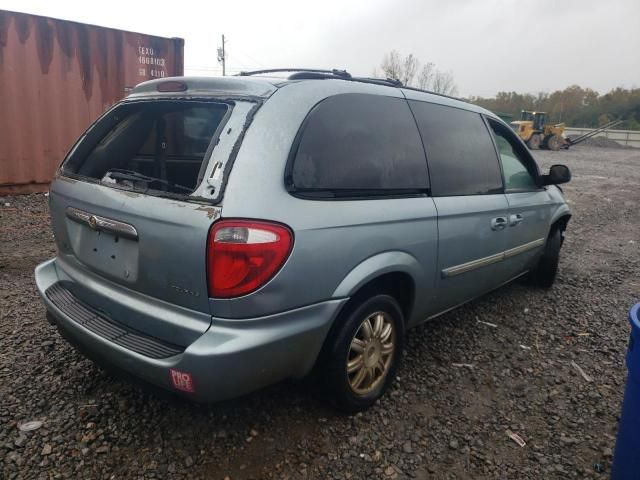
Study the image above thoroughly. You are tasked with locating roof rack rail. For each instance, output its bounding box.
[236,68,461,101]
[351,77,403,88]
[237,69,406,88]
[287,70,353,81]
[401,85,464,102]
[237,68,352,79]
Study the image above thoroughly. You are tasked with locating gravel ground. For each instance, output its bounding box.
[567,135,631,149]
[1,145,639,479]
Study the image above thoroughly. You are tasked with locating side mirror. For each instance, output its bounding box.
[542,164,571,185]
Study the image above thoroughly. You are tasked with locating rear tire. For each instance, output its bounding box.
[547,134,562,151]
[529,228,562,288]
[322,294,405,412]
[527,134,541,150]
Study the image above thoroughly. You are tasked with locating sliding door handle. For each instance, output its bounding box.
[491,217,507,231]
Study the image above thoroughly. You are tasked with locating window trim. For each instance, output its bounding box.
[484,115,544,194]
[284,93,431,201]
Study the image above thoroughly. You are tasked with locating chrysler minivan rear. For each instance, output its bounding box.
[35,77,334,400]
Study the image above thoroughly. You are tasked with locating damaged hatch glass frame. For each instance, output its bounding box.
[58,97,263,204]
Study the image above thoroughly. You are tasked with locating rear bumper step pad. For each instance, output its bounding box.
[45,283,184,359]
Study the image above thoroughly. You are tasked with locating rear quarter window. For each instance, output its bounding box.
[409,101,503,196]
[288,93,429,196]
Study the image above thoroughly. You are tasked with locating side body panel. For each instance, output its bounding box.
[502,190,553,275]
[217,80,440,324]
[431,195,511,313]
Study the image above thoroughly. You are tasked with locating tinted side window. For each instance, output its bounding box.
[488,120,539,191]
[409,101,503,196]
[290,94,429,193]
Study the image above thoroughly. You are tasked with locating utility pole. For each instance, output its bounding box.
[217,35,226,76]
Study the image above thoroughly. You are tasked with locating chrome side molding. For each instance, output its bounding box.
[442,237,545,278]
[442,251,504,278]
[66,207,138,241]
[503,238,545,259]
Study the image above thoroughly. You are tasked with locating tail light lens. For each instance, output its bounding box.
[207,220,293,298]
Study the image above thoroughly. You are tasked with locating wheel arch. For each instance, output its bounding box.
[551,212,571,233]
[550,210,572,245]
[312,257,420,382]
[331,251,424,322]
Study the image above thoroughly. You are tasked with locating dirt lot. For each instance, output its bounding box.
[1,146,639,479]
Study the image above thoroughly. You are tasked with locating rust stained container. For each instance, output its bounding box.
[0,10,184,194]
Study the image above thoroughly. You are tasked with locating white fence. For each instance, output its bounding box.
[564,127,640,148]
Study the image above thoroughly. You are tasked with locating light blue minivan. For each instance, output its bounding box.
[35,69,571,411]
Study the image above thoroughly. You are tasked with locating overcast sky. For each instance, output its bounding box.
[1,0,638,97]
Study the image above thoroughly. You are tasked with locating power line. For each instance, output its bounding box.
[231,47,267,69]
[187,64,260,71]
[184,66,247,77]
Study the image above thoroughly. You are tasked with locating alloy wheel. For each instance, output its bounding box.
[346,311,396,395]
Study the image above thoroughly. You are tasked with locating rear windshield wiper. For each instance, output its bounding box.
[106,169,192,193]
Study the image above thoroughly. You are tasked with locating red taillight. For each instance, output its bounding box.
[207,220,293,298]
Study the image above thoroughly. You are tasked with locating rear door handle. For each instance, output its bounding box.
[509,214,524,226]
[491,217,507,231]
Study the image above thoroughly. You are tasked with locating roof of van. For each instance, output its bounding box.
[128,74,495,118]
[129,76,281,99]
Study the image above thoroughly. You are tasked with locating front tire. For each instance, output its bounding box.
[322,294,405,412]
[547,134,562,151]
[527,134,542,149]
[529,228,563,288]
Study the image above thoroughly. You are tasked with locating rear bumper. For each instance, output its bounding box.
[35,258,346,402]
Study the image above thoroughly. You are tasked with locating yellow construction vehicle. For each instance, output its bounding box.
[510,111,565,151]
[510,112,623,151]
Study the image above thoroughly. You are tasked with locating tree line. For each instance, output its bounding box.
[376,51,639,130]
[375,50,458,96]
[470,86,640,130]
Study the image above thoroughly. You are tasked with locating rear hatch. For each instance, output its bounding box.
[49,95,258,346]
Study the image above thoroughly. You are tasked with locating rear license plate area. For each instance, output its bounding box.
[67,221,139,282]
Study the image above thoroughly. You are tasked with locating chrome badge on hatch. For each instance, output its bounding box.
[170,285,201,297]
[66,207,138,240]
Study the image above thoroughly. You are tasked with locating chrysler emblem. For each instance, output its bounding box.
[88,215,98,229]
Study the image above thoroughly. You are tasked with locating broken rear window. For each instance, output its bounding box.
[64,101,229,195]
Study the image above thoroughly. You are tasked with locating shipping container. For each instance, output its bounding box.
[0,10,184,194]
